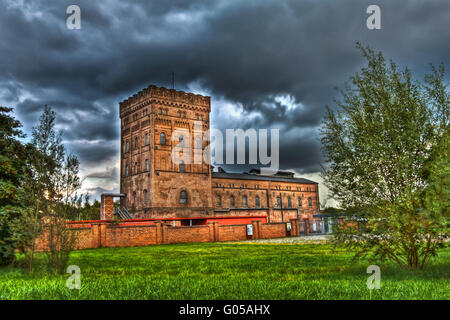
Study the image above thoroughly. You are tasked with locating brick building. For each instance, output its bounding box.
[118,85,319,225]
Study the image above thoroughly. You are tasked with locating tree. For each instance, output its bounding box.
[0,107,28,265]
[320,44,449,270]
[25,106,81,274]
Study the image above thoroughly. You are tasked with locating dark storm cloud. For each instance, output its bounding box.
[1,0,449,182]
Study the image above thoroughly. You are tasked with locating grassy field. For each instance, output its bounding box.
[0,242,448,300]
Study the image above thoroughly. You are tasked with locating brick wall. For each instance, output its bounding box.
[35,219,301,251]
[218,224,248,241]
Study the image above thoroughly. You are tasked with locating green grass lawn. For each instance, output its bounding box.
[0,242,448,300]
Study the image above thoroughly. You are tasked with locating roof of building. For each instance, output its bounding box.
[211,170,318,184]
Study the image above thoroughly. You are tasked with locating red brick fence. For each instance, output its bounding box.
[38,219,304,251]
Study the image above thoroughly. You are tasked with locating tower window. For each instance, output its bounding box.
[243,196,247,207]
[126,140,129,152]
[180,160,185,173]
[145,133,149,145]
[180,190,188,204]
[276,196,281,207]
[160,132,166,145]
[179,135,184,147]
[164,109,168,115]
[298,198,302,207]
[217,195,222,206]
[230,195,235,207]
[144,190,148,206]
[159,108,162,115]
[255,196,260,207]
[195,136,202,149]
[288,196,292,208]
[125,165,129,177]
[178,111,181,117]
[308,197,312,207]
[145,159,149,171]
[183,111,186,118]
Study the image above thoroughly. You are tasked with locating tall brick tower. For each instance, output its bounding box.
[119,85,213,219]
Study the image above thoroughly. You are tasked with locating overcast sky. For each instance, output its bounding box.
[1,0,449,205]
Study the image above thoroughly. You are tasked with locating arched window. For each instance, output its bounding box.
[180,160,185,173]
[144,190,148,206]
[230,195,235,207]
[243,196,247,207]
[288,196,292,208]
[216,195,222,206]
[180,190,188,204]
[179,135,184,147]
[276,196,281,207]
[298,198,302,207]
[308,197,312,207]
[255,196,260,207]
[195,136,202,149]
[160,132,166,145]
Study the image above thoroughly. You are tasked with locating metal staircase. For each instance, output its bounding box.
[114,207,133,220]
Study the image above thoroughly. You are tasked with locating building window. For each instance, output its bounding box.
[230,195,235,207]
[145,159,149,171]
[288,196,292,208]
[308,197,312,207]
[159,108,162,115]
[144,190,148,206]
[179,135,184,147]
[135,137,138,148]
[180,160,185,173]
[178,111,181,117]
[183,111,186,118]
[217,195,222,206]
[243,196,247,207]
[125,165,129,177]
[145,133,149,145]
[160,132,166,145]
[255,196,260,207]
[298,198,302,207]
[126,140,129,152]
[180,190,188,204]
[133,191,137,206]
[195,136,202,149]
[276,196,281,207]
[164,109,168,115]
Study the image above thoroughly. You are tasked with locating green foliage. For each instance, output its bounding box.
[320,44,449,270]
[0,107,28,265]
[0,243,448,299]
